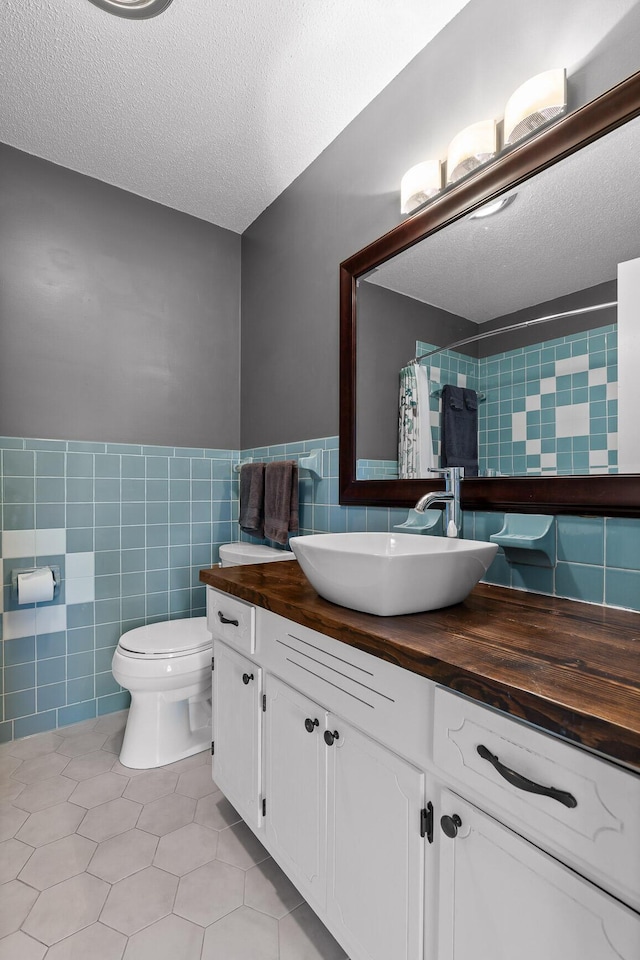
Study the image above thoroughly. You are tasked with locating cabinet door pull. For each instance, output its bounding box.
[440,814,462,838]
[242,673,254,685]
[218,610,239,627]
[305,718,319,733]
[477,744,577,808]
[324,730,340,746]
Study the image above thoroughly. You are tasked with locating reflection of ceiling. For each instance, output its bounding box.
[0,0,469,234]
[365,115,640,322]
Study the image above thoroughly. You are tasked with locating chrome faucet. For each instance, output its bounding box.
[414,467,464,538]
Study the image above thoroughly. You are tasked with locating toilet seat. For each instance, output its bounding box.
[118,618,212,658]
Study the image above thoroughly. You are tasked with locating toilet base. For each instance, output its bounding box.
[118,686,212,769]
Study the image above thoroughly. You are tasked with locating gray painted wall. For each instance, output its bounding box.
[240,0,640,448]
[0,145,241,449]
[356,282,474,460]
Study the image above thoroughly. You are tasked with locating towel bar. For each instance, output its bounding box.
[233,449,323,480]
[430,388,486,401]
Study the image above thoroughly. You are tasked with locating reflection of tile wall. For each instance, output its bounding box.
[417,325,618,476]
[356,459,398,480]
[0,437,237,741]
[479,325,618,476]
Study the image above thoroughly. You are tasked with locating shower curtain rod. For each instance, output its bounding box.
[411,300,617,364]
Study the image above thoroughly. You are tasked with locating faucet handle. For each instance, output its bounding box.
[427,467,465,478]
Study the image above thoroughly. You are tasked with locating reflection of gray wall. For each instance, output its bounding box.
[479,281,617,355]
[240,0,640,448]
[356,281,474,459]
[0,145,241,448]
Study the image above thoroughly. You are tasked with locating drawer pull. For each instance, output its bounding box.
[218,611,239,627]
[242,673,254,685]
[324,730,340,746]
[305,718,319,733]
[477,744,577,809]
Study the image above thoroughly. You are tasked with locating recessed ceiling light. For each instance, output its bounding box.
[86,0,174,19]
[468,194,516,219]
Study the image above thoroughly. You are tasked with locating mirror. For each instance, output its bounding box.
[340,69,640,515]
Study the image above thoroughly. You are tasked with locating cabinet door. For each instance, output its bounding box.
[326,717,425,960]
[438,790,640,960]
[264,675,327,907]
[212,639,262,829]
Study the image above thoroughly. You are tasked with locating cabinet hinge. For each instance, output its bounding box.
[262,694,266,712]
[420,802,434,843]
[211,656,214,670]
[211,741,215,756]
[262,798,266,817]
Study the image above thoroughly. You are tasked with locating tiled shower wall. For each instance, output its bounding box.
[2,433,640,742]
[416,324,618,477]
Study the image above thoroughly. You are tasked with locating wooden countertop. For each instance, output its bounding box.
[200,561,640,770]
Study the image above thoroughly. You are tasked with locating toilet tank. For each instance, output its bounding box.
[219,543,295,567]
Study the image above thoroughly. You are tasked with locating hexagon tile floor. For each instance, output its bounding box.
[0,711,349,960]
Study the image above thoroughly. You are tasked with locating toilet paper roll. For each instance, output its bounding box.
[17,568,55,604]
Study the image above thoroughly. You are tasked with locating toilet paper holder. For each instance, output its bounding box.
[11,566,61,601]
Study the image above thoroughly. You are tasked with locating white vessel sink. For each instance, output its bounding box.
[290,532,498,616]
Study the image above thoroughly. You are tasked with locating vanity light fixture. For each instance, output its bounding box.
[86,0,174,18]
[504,68,567,146]
[400,160,443,214]
[399,67,566,215]
[446,119,496,184]
[468,193,516,219]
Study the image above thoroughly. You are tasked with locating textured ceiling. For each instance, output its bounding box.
[366,113,640,322]
[0,0,470,233]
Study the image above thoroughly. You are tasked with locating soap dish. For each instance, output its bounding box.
[490,514,556,567]
[393,509,442,535]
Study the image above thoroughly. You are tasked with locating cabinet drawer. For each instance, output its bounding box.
[433,686,640,909]
[207,587,255,654]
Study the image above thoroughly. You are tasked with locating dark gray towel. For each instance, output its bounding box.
[239,462,266,537]
[264,461,299,545]
[441,385,479,476]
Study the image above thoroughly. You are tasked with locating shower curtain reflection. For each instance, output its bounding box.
[398,361,435,479]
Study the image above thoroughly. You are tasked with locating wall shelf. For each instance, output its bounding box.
[490,514,556,567]
[393,509,442,534]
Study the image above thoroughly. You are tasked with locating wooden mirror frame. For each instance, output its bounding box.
[340,70,640,516]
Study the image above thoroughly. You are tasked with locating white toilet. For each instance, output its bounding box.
[112,542,294,769]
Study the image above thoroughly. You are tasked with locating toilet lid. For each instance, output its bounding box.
[119,617,211,656]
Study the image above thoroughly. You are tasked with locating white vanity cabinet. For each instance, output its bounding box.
[209,589,430,960]
[211,639,263,830]
[264,673,426,960]
[264,674,425,960]
[207,586,640,960]
[263,675,327,908]
[433,688,640,960]
[437,790,640,960]
[324,714,425,960]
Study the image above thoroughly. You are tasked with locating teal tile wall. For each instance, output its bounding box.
[2,432,639,743]
[479,325,617,476]
[0,437,238,742]
[415,326,618,477]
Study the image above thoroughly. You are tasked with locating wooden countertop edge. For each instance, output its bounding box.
[200,563,640,770]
